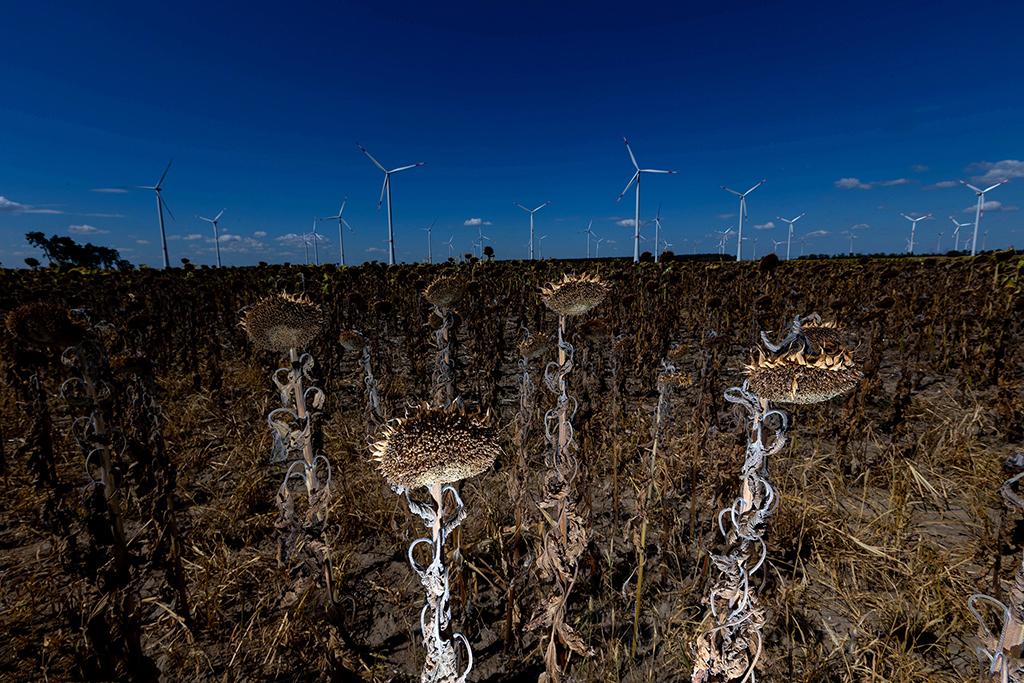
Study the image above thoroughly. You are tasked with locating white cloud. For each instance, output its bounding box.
[463,218,492,227]
[963,200,1018,213]
[81,212,125,218]
[90,188,129,194]
[970,160,1024,183]
[217,236,267,254]
[835,177,871,190]
[716,213,736,220]
[276,233,308,246]
[0,196,63,214]
[753,221,775,230]
[366,246,386,253]
[805,230,830,238]
[183,234,203,241]
[929,180,958,189]
[616,218,636,227]
[68,224,108,235]
[835,177,909,190]
[912,164,929,173]
[253,230,267,238]
[851,223,870,230]
[218,234,241,243]
[136,239,150,245]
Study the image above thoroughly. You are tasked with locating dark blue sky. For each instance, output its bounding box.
[2,1,1022,266]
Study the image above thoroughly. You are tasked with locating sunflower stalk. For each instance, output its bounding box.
[691,382,787,683]
[405,484,473,683]
[431,304,456,407]
[631,359,676,659]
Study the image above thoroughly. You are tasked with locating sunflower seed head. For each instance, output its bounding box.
[423,275,465,309]
[240,292,324,352]
[370,402,502,490]
[540,273,610,317]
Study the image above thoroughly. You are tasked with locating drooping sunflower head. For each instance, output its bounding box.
[4,302,85,350]
[518,332,550,360]
[745,317,861,405]
[423,275,465,309]
[339,329,367,352]
[240,293,324,352]
[371,403,502,491]
[540,273,610,317]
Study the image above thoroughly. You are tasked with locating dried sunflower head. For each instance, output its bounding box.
[339,329,366,352]
[371,403,501,490]
[240,293,324,352]
[423,275,465,309]
[745,317,861,404]
[518,332,549,360]
[540,273,610,317]
[5,302,84,349]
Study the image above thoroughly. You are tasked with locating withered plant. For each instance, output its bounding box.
[691,313,860,683]
[531,273,610,682]
[424,275,465,407]
[372,402,501,682]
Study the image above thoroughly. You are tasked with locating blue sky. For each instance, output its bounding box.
[1,1,1022,266]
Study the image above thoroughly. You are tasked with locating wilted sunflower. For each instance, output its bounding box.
[5,302,84,349]
[540,273,610,317]
[745,320,861,404]
[339,329,367,352]
[423,275,465,309]
[371,403,501,490]
[518,332,549,360]
[240,293,324,352]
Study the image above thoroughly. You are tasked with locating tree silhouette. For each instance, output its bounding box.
[25,232,123,269]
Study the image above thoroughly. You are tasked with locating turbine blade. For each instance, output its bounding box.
[378,176,388,208]
[339,199,347,215]
[160,196,175,222]
[746,179,766,194]
[623,137,639,169]
[640,168,676,174]
[390,162,424,173]
[961,180,983,193]
[357,144,387,172]
[214,209,225,222]
[156,159,173,188]
[533,201,550,212]
[984,180,1007,193]
[722,186,742,196]
[515,203,529,212]
[342,219,353,231]
[618,171,639,200]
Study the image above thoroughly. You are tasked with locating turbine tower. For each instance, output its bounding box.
[537,234,548,259]
[652,204,665,263]
[198,209,225,268]
[594,237,604,258]
[949,216,972,252]
[722,179,766,261]
[322,199,353,266]
[617,137,676,263]
[515,201,550,260]
[960,179,1008,256]
[358,144,424,265]
[422,219,436,264]
[900,213,932,254]
[777,213,805,261]
[311,217,321,266]
[139,160,174,269]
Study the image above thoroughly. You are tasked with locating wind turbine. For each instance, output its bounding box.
[322,199,353,266]
[580,220,596,258]
[777,213,805,261]
[771,238,784,255]
[358,144,424,265]
[936,231,943,253]
[842,230,858,256]
[617,137,676,263]
[138,160,174,269]
[594,237,605,258]
[537,234,549,259]
[949,216,972,252]
[652,204,665,262]
[197,209,225,268]
[961,179,1008,256]
[515,201,550,260]
[446,235,455,260]
[716,228,735,255]
[311,217,321,266]
[900,213,932,254]
[422,219,436,264]
[722,179,766,261]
